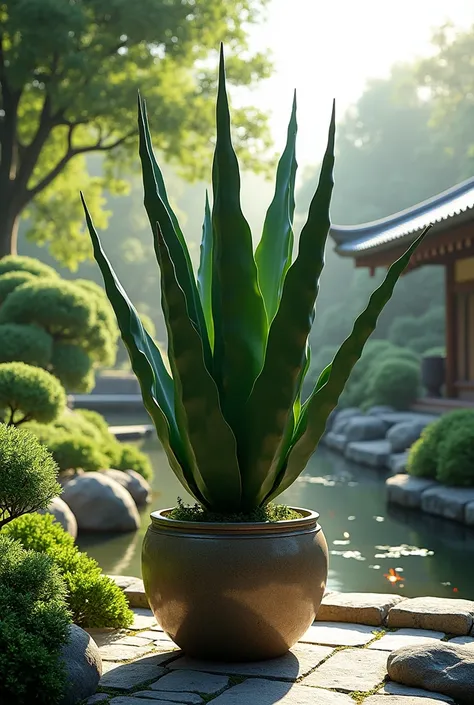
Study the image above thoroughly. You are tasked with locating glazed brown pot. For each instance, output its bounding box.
[142,507,328,662]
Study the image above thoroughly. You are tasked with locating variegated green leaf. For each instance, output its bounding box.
[156,223,242,511]
[266,227,431,502]
[197,191,214,348]
[211,45,267,430]
[241,104,335,507]
[255,92,298,323]
[81,194,207,505]
[137,98,212,369]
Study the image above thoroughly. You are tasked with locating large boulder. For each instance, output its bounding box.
[387,420,429,453]
[59,624,102,705]
[38,496,78,538]
[366,405,395,416]
[332,409,365,434]
[104,469,151,507]
[344,416,389,442]
[61,472,140,532]
[387,642,474,702]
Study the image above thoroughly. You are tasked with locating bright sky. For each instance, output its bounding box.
[244,0,474,171]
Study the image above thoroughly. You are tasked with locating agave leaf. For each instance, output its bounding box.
[241,104,335,507]
[197,191,214,348]
[81,194,207,505]
[255,92,298,323]
[211,44,267,429]
[266,227,431,502]
[156,223,242,511]
[137,98,212,370]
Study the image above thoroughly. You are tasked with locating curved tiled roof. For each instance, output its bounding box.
[330,176,474,256]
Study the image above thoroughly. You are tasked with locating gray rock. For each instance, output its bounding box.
[386,453,409,475]
[59,624,102,705]
[345,440,391,467]
[387,420,429,453]
[324,431,348,452]
[38,496,78,538]
[61,472,140,532]
[463,501,474,527]
[386,475,437,509]
[387,642,474,702]
[387,596,474,635]
[316,592,405,626]
[302,647,388,692]
[332,410,364,434]
[344,416,388,442]
[367,405,395,416]
[421,486,474,523]
[104,469,151,507]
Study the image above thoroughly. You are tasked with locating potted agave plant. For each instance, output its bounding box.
[82,47,425,662]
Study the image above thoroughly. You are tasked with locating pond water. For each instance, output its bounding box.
[77,433,474,599]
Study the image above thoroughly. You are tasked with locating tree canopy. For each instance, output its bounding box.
[0,0,271,266]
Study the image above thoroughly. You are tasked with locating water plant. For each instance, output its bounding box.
[82,47,426,515]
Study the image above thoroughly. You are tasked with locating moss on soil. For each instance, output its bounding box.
[168,499,302,523]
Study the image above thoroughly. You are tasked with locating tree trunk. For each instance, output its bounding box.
[0,204,20,257]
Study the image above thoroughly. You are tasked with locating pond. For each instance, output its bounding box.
[77,433,474,599]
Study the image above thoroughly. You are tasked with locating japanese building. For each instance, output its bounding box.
[330,177,474,405]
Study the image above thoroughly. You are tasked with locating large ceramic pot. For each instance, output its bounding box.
[421,355,446,398]
[142,507,328,662]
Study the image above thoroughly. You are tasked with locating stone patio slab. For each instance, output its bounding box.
[100,643,156,662]
[345,440,391,467]
[113,635,155,647]
[386,475,436,509]
[124,579,149,609]
[387,597,474,635]
[148,670,229,694]
[85,628,128,647]
[301,621,379,646]
[109,698,195,705]
[100,663,166,690]
[317,592,405,625]
[168,644,332,681]
[421,486,474,522]
[138,630,172,643]
[133,693,203,703]
[131,608,158,630]
[301,647,388,692]
[381,682,454,701]
[364,697,449,705]
[369,628,445,652]
[210,679,352,704]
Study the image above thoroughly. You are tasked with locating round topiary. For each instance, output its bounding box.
[0,271,36,305]
[0,323,53,368]
[116,443,153,482]
[367,358,420,410]
[0,362,66,425]
[74,278,119,366]
[0,535,70,705]
[6,513,133,629]
[437,424,474,486]
[45,432,110,472]
[407,332,444,355]
[0,424,61,529]
[51,342,94,393]
[0,255,59,279]
[388,315,420,347]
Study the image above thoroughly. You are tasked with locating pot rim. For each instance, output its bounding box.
[149,506,320,536]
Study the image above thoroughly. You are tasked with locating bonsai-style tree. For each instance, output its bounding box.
[82,48,428,516]
[0,362,66,426]
[0,423,61,529]
[0,257,119,391]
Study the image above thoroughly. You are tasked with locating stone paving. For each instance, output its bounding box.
[85,588,474,704]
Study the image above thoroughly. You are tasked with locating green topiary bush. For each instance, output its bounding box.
[0,424,61,529]
[0,535,70,705]
[0,361,66,425]
[45,432,111,473]
[0,255,59,280]
[0,323,53,367]
[437,424,474,486]
[0,271,36,304]
[6,513,133,628]
[116,442,153,482]
[407,332,445,355]
[367,358,420,410]
[51,342,94,393]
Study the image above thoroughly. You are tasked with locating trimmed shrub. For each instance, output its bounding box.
[0,424,61,529]
[46,433,110,473]
[0,535,70,705]
[5,514,133,629]
[437,424,474,486]
[51,342,94,393]
[0,255,59,279]
[367,358,420,410]
[0,361,66,425]
[388,315,419,347]
[0,271,36,304]
[0,323,53,367]
[116,442,153,482]
[407,332,444,355]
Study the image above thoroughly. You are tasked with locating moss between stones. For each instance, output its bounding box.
[168,499,302,523]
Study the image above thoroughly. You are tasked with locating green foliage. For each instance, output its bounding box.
[367,358,421,411]
[0,271,36,304]
[84,51,425,513]
[0,424,60,529]
[1,0,272,267]
[169,498,301,523]
[0,323,53,367]
[51,342,94,393]
[0,362,66,425]
[408,410,474,481]
[0,535,70,705]
[44,432,110,473]
[0,255,59,279]
[437,424,474,486]
[388,307,444,354]
[116,443,153,482]
[5,514,133,628]
[423,346,446,358]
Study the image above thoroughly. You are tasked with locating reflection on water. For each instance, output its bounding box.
[77,436,474,599]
